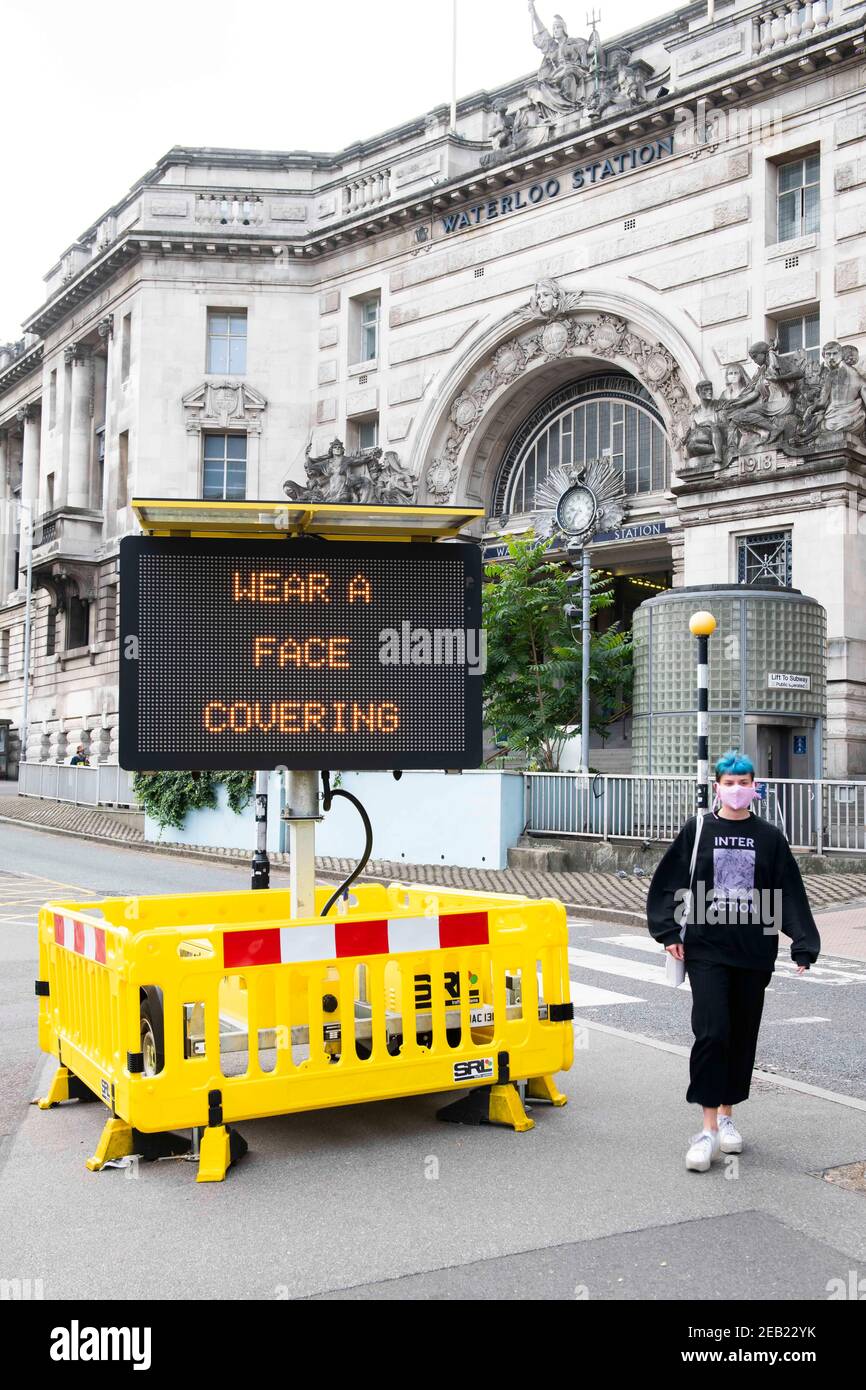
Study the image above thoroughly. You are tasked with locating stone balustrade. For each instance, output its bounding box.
[195,193,266,228]
[752,0,834,56]
[342,169,392,216]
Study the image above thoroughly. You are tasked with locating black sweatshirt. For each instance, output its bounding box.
[647,811,821,971]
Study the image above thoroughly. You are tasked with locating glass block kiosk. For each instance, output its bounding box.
[632,586,826,781]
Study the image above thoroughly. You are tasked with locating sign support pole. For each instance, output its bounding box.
[251,770,270,890]
[283,770,320,919]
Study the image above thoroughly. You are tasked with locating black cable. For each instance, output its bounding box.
[319,771,374,917]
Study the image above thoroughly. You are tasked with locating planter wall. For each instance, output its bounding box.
[315,771,525,870]
[144,771,525,871]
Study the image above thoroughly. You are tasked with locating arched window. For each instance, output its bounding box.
[493,374,671,517]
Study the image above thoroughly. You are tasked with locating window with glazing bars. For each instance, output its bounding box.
[360,298,379,362]
[202,434,247,501]
[737,531,792,588]
[777,155,820,242]
[504,397,670,514]
[776,312,820,363]
[207,311,247,374]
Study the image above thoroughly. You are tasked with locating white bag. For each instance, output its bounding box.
[665,811,705,988]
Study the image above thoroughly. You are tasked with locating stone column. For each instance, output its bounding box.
[670,536,686,589]
[0,430,16,600]
[17,405,40,587]
[66,344,93,510]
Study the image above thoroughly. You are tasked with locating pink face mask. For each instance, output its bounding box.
[716,783,758,811]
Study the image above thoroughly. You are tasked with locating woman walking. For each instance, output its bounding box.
[647,752,821,1171]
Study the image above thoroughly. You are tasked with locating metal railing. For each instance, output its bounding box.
[525,773,866,854]
[18,762,137,808]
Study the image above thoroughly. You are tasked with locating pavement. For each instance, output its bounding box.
[0,820,864,1301]
[3,1010,865,1301]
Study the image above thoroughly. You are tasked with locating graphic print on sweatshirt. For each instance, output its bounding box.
[712,833,756,913]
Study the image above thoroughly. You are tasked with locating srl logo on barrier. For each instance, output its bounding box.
[453,1057,495,1084]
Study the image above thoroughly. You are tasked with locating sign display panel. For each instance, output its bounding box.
[120,538,483,771]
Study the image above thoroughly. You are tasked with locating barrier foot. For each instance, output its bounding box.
[526,1074,568,1108]
[86,1118,134,1171]
[196,1125,248,1183]
[36,1066,73,1109]
[436,1083,535,1133]
[488,1082,535,1132]
[36,1065,96,1109]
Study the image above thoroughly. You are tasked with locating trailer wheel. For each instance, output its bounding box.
[140,987,165,1076]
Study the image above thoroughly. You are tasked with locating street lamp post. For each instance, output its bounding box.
[689,610,717,810]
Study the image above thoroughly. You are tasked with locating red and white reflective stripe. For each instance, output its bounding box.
[52,912,107,965]
[223,911,489,970]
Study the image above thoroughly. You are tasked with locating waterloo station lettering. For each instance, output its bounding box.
[440,136,675,236]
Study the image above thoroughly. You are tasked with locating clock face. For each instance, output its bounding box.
[556,484,597,537]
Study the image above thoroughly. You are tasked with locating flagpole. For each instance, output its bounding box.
[450,0,458,133]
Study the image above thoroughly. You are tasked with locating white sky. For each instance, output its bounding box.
[0,0,671,341]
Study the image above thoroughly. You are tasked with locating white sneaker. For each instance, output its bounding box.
[718,1115,743,1154]
[686,1129,721,1172]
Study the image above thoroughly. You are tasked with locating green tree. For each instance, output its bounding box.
[483,535,632,771]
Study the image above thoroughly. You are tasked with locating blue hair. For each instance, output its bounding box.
[714,750,755,779]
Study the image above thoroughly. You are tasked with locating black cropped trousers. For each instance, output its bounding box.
[684,958,773,1107]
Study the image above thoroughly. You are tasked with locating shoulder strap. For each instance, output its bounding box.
[687,811,706,891]
[679,811,707,941]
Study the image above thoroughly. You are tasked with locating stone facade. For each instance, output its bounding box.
[1,0,865,777]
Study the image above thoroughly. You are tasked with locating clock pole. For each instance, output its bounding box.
[566,538,593,776]
[580,545,591,774]
[554,463,625,777]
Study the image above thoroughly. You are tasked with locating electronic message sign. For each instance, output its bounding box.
[119,538,483,771]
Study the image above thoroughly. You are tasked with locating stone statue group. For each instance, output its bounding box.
[483,4,653,167]
[685,341,866,471]
[284,439,418,506]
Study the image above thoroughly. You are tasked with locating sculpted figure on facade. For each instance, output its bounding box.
[592,47,653,120]
[527,2,600,116]
[815,341,866,438]
[727,342,804,450]
[716,364,751,466]
[369,450,419,506]
[785,356,826,447]
[480,98,553,169]
[480,7,656,168]
[529,277,583,320]
[842,344,866,384]
[284,438,417,506]
[680,337,866,478]
[283,438,346,501]
[685,380,725,469]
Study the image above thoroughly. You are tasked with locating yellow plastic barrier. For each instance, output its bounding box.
[36,883,573,1182]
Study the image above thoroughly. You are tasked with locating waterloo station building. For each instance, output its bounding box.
[1,0,865,783]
